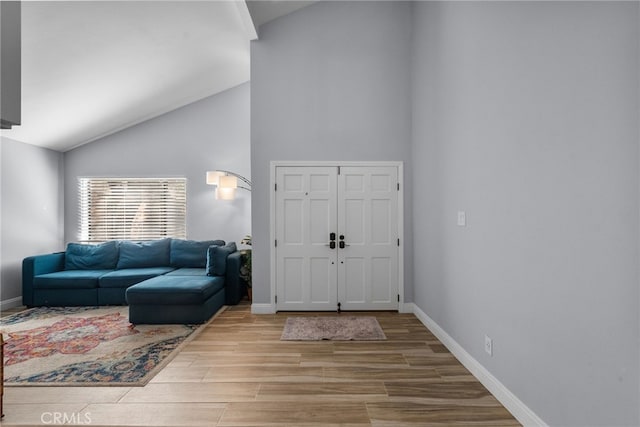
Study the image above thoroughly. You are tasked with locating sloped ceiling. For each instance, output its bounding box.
[0,1,311,152]
[246,1,315,28]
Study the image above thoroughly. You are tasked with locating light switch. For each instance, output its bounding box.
[457,211,466,227]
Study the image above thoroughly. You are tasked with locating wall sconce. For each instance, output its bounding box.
[206,170,251,200]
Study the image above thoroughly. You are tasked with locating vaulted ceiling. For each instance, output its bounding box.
[0,1,312,152]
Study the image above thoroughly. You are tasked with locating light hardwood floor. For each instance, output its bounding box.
[1,302,520,426]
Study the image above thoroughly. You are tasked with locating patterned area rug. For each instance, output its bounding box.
[281,316,386,341]
[0,306,210,386]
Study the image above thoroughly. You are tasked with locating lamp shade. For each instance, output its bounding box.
[206,169,250,201]
[206,171,224,185]
[218,175,238,189]
[216,187,236,200]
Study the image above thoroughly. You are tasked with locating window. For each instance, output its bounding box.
[79,177,186,242]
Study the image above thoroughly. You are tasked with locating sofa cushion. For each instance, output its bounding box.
[165,268,206,276]
[34,270,110,289]
[170,239,225,268]
[126,275,225,305]
[99,267,175,289]
[206,242,237,276]
[117,239,171,269]
[64,241,119,270]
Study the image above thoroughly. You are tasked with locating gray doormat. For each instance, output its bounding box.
[281,316,387,341]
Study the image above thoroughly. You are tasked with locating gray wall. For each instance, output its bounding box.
[411,2,639,426]
[0,137,64,307]
[251,1,413,304]
[64,83,251,245]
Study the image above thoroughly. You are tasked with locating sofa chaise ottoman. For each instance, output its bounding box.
[126,275,226,324]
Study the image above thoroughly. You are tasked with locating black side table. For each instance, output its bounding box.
[239,249,252,301]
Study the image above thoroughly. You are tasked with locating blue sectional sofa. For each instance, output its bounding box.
[22,238,244,324]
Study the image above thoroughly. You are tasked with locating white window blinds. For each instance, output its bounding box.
[79,177,187,243]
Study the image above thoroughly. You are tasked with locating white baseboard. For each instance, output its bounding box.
[1,296,23,311]
[399,302,415,313]
[251,303,276,314]
[412,304,548,427]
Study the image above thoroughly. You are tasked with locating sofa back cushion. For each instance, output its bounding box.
[206,242,237,276]
[65,241,119,270]
[170,239,225,268]
[117,238,171,269]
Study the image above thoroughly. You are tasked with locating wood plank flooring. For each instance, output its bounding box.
[1,302,521,426]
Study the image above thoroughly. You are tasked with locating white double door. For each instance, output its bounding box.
[275,165,400,311]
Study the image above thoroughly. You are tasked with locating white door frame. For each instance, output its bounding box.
[270,160,404,312]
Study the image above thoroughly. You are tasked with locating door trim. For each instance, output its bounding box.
[270,161,404,312]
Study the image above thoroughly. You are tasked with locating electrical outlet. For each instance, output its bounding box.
[484,335,493,356]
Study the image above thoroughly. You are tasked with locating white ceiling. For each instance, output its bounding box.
[0,1,311,152]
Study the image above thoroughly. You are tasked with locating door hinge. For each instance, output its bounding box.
[337,302,341,313]
[275,183,277,191]
[397,183,400,191]
[397,238,400,246]
[337,166,341,175]
[275,239,277,247]
[275,295,277,303]
[397,294,400,302]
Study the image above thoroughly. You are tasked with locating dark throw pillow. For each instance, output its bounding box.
[206,242,237,276]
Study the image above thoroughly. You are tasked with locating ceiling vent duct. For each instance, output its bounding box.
[1,1,21,130]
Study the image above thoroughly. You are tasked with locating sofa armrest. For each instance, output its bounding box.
[224,251,244,305]
[22,252,65,307]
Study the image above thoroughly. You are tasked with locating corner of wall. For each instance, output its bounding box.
[251,302,276,314]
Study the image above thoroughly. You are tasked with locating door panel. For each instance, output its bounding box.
[344,199,365,244]
[371,199,391,244]
[310,257,332,303]
[371,257,392,302]
[283,199,303,244]
[282,257,304,303]
[344,256,366,303]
